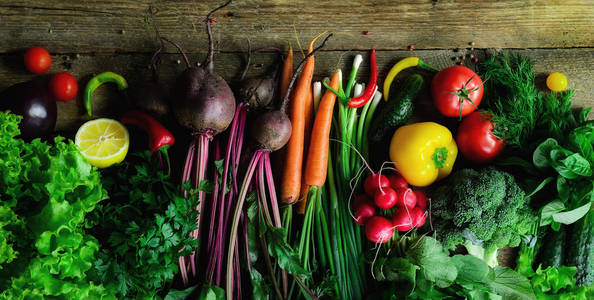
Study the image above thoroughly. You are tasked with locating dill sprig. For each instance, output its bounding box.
[479,52,543,148]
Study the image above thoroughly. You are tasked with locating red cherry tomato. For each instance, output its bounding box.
[431,66,483,118]
[456,111,505,163]
[24,46,52,74]
[50,72,79,102]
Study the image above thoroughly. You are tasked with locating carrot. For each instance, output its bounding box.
[280,33,322,204]
[279,45,293,102]
[296,84,314,214]
[304,71,340,188]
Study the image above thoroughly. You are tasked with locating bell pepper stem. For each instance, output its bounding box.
[418,59,440,72]
[433,147,449,168]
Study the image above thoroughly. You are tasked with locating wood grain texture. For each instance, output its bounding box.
[1,48,591,131]
[0,0,593,53]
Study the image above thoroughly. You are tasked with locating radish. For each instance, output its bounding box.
[160,1,236,286]
[392,207,414,232]
[353,193,372,210]
[411,207,427,228]
[363,173,390,196]
[396,188,417,209]
[388,173,408,190]
[413,190,427,210]
[226,33,333,300]
[374,186,398,209]
[354,202,376,225]
[365,216,394,243]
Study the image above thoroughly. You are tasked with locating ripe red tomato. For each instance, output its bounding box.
[431,66,484,118]
[50,72,78,102]
[456,111,505,163]
[24,46,52,74]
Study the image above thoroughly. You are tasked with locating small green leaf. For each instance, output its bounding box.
[525,176,554,198]
[487,267,535,300]
[165,285,198,300]
[452,255,490,285]
[552,202,591,225]
[533,138,558,168]
[540,201,565,226]
[560,153,592,177]
[556,176,570,202]
[578,107,592,124]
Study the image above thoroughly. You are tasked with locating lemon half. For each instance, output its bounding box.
[75,118,129,168]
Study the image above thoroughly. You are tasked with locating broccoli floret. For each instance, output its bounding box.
[430,167,536,267]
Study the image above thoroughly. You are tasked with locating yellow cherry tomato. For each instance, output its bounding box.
[546,72,568,92]
[389,122,458,187]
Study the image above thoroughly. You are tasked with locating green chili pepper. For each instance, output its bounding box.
[84,72,128,117]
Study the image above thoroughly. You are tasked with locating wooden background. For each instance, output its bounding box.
[0,0,593,131]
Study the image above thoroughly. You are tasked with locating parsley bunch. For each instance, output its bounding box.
[86,151,199,299]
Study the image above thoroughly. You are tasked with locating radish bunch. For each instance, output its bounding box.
[353,172,429,244]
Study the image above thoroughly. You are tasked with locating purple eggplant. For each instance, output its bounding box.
[0,78,56,139]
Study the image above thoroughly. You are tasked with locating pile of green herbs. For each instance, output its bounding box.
[479,52,593,228]
[86,151,200,299]
[0,111,200,299]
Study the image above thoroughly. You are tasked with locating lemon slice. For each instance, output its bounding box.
[75,118,129,168]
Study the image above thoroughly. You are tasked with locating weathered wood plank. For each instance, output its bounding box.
[1,48,591,131]
[1,0,593,53]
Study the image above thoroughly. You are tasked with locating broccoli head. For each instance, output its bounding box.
[430,167,536,266]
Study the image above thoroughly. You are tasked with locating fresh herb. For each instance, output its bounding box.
[0,111,114,299]
[479,52,543,148]
[368,235,536,299]
[86,151,200,299]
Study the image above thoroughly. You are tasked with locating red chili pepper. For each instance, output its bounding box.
[121,110,175,152]
[348,49,377,108]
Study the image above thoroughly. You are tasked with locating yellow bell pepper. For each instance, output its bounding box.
[389,122,457,187]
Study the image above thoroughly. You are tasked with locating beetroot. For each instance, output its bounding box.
[392,208,414,232]
[396,188,417,209]
[363,173,390,196]
[354,202,376,225]
[413,190,428,210]
[388,173,408,190]
[162,1,237,287]
[365,216,394,243]
[251,110,292,151]
[374,187,398,209]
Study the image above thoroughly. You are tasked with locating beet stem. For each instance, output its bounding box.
[240,38,251,82]
[226,150,263,300]
[206,141,221,283]
[160,37,191,68]
[204,0,232,73]
[179,139,197,285]
[280,33,333,114]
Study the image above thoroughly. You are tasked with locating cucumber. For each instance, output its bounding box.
[565,210,593,286]
[368,74,423,141]
[537,226,566,268]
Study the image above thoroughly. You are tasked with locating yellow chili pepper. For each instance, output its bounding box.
[389,122,457,187]
[383,57,439,101]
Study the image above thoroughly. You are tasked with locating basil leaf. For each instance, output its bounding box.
[525,176,554,198]
[540,201,565,226]
[533,138,558,168]
[487,267,535,300]
[556,176,570,202]
[552,202,591,225]
[560,153,592,176]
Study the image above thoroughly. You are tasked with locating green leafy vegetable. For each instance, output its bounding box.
[429,167,536,267]
[86,151,200,299]
[0,111,114,299]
